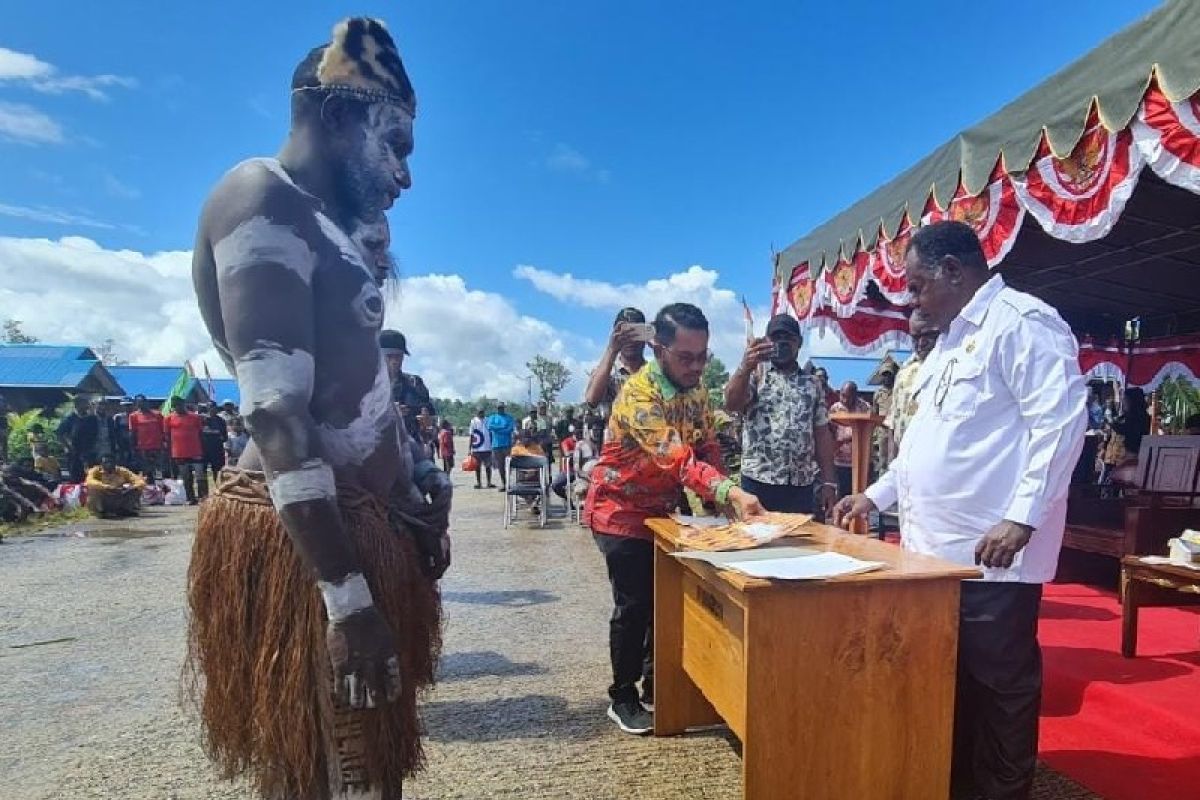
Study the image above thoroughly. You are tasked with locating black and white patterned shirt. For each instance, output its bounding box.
[740,366,829,486]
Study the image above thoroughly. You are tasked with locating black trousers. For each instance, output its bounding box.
[740,475,814,514]
[473,451,493,485]
[173,459,208,502]
[952,582,1044,800]
[593,531,654,705]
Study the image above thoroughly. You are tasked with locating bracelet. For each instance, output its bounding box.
[817,482,838,492]
[318,572,374,623]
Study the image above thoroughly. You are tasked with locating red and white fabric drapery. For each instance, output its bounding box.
[776,82,1200,353]
[1078,335,1200,391]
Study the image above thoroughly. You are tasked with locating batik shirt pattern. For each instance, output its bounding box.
[740,367,828,486]
[584,360,731,540]
[885,356,924,446]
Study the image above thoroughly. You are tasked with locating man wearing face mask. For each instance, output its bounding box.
[585,302,765,736]
[188,18,447,800]
[725,313,838,517]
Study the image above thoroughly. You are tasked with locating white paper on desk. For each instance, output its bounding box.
[724,552,885,580]
[671,514,730,529]
[673,546,821,567]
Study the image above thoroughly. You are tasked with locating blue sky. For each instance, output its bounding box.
[0,0,1163,399]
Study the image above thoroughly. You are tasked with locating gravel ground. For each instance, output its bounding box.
[0,454,1100,799]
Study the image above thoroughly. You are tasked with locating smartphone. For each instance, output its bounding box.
[628,322,656,342]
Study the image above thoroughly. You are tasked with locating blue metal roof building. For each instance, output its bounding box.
[207,378,240,407]
[107,366,208,405]
[0,344,122,410]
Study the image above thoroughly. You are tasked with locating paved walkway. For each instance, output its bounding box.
[0,452,1099,799]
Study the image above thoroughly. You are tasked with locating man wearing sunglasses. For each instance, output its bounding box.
[584,302,765,736]
[835,221,1086,800]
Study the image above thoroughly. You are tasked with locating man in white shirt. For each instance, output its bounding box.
[468,408,493,489]
[835,221,1086,800]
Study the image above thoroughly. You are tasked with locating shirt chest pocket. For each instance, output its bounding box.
[932,356,987,421]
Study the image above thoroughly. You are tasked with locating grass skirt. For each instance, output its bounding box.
[185,468,441,799]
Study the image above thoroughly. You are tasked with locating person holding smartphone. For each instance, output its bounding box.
[584,307,650,433]
[725,314,838,517]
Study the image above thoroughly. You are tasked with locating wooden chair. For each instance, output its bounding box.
[1063,435,1200,560]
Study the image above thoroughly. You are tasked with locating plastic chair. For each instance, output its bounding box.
[504,455,549,528]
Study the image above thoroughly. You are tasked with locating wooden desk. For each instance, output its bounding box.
[1120,556,1200,658]
[651,517,980,800]
[829,412,883,535]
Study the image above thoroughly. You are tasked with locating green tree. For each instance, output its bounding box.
[703,355,730,409]
[527,356,572,405]
[1156,375,1200,433]
[3,319,38,344]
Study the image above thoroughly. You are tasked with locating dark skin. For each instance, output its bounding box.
[192,92,448,713]
[725,330,837,516]
[584,322,648,406]
[833,248,1032,568]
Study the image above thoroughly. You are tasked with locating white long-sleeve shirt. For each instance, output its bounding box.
[864,276,1086,583]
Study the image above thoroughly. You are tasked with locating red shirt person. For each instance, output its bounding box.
[165,399,207,504]
[127,394,167,477]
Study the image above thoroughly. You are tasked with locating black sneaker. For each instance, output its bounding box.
[607,700,653,735]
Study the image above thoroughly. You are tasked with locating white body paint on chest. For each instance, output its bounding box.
[316,358,394,466]
[214,216,317,285]
[349,282,385,328]
[267,457,336,508]
[235,345,315,416]
[315,211,373,279]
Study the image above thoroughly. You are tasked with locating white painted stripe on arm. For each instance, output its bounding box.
[318,572,374,622]
[267,458,335,507]
[214,216,318,285]
[234,345,315,417]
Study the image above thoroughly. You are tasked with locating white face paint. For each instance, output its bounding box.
[316,357,394,466]
[214,216,318,285]
[344,104,412,216]
[235,345,315,417]
[267,458,336,508]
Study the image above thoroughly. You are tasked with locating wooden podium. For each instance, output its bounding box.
[650,517,980,800]
[830,411,884,535]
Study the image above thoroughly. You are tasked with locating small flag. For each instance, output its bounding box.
[742,296,755,342]
[202,361,216,402]
[161,363,194,414]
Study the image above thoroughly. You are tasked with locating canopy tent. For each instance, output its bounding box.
[772,0,1200,381]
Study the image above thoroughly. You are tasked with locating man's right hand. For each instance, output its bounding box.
[325,606,402,710]
[740,337,776,371]
[831,493,876,530]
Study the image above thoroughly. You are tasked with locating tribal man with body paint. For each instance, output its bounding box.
[187,18,448,800]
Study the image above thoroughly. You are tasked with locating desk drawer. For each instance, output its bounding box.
[681,569,746,737]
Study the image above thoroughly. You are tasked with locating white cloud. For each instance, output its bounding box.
[0,236,589,405]
[102,172,141,200]
[384,273,591,402]
[544,142,610,183]
[0,202,114,229]
[0,46,135,101]
[0,236,220,373]
[513,264,768,370]
[0,101,63,144]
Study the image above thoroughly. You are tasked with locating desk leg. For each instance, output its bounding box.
[1122,571,1140,658]
[654,545,720,736]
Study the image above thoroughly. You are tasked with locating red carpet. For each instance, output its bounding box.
[1038,582,1200,799]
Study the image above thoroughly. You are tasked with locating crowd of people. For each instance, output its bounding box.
[0,392,251,523]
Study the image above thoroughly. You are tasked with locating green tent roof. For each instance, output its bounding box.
[776,0,1200,280]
